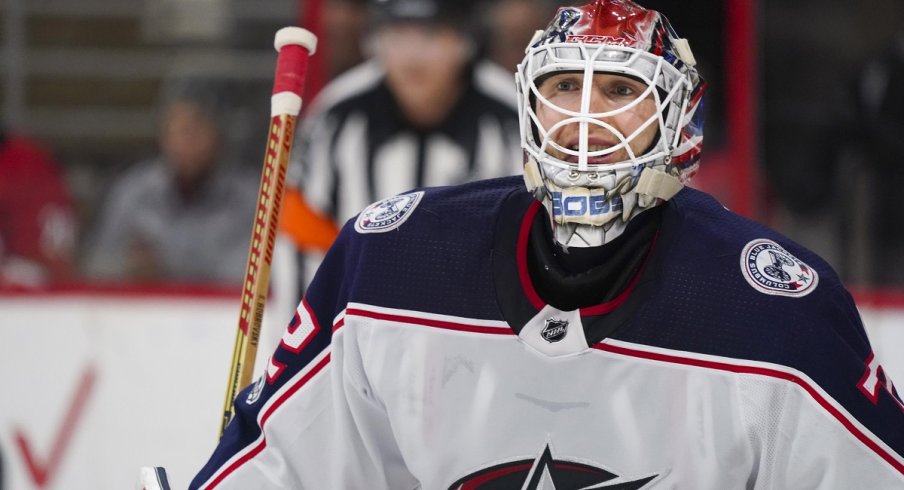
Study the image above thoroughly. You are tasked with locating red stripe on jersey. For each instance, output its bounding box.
[346,308,514,336]
[516,201,546,310]
[579,231,658,316]
[595,341,904,475]
[202,440,267,490]
[459,462,534,488]
[578,271,637,315]
[204,353,331,489]
[333,317,345,332]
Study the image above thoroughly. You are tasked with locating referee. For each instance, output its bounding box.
[273,0,523,306]
[291,0,522,231]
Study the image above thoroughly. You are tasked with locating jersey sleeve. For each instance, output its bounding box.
[189,226,418,489]
[749,286,904,487]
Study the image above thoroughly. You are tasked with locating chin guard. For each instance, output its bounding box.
[524,157,683,247]
[634,164,683,201]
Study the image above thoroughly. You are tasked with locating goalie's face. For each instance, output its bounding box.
[534,71,659,168]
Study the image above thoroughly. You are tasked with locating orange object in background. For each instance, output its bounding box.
[278,187,339,253]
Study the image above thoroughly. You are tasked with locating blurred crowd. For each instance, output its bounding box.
[1,0,903,290]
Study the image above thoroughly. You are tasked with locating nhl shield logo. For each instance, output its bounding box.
[355,191,424,234]
[741,239,818,297]
[541,318,569,343]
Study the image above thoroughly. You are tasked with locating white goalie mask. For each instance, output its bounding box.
[516,0,706,247]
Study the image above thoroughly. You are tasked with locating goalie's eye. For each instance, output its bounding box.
[603,76,647,102]
[537,73,581,97]
[556,79,578,91]
[612,85,635,97]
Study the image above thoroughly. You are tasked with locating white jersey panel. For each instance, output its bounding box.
[345,310,748,488]
[332,305,904,489]
[196,305,904,489]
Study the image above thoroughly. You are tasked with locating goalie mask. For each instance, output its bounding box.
[516,0,706,247]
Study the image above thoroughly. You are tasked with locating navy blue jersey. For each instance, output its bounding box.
[193,177,904,489]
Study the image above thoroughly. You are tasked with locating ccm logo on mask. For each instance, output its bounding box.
[551,192,623,217]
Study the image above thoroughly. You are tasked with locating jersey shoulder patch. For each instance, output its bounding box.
[354,191,424,234]
[740,238,819,297]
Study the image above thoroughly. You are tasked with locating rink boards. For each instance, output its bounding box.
[0,290,901,490]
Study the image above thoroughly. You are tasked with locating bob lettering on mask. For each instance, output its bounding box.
[551,191,623,217]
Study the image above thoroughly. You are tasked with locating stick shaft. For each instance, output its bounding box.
[220,113,296,435]
[219,27,316,436]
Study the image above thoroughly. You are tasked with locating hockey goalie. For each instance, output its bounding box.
[190,1,904,488]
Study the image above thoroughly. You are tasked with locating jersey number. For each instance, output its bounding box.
[266,300,320,384]
[858,353,904,412]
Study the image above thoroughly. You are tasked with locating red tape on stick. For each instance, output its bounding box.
[273,46,310,97]
[272,27,318,97]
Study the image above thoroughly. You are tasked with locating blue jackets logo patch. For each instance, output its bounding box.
[741,239,818,297]
[355,191,424,234]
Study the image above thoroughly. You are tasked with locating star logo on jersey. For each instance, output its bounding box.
[740,239,819,297]
[354,191,424,234]
[448,444,659,489]
[541,318,569,343]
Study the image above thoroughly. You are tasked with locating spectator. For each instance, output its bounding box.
[0,128,77,287]
[83,78,258,285]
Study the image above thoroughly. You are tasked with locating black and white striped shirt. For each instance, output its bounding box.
[292,59,522,223]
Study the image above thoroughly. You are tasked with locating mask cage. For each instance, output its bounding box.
[516,42,692,173]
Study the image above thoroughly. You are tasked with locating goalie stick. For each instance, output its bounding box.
[220,26,318,436]
[137,26,317,490]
